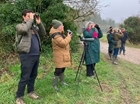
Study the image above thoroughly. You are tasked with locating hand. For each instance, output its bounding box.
[67,32,72,37]
[29,13,34,20]
[95,24,100,29]
[35,17,41,24]
[119,30,122,33]
[90,23,95,28]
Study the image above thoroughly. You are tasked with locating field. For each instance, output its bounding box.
[0,47,140,104]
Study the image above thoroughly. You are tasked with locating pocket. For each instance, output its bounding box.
[63,53,70,62]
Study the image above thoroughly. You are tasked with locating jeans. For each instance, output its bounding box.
[86,63,96,76]
[16,55,40,98]
[120,43,126,54]
[113,48,119,56]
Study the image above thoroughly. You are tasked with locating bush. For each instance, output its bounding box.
[120,16,140,44]
[0,0,79,54]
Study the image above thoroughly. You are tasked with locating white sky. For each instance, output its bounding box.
[100,0,140,23]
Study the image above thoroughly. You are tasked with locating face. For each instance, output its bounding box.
[58,25,64,32]
[88,23,95,29]
[22,12,31,22]
[121,29,125,32]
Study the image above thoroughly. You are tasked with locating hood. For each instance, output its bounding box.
[49,27,62,36]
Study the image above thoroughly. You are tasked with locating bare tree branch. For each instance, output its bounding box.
[63,0,106,22]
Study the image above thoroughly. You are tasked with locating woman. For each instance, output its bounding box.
[83,21,103,77]
[49,19,72,91]
[107,27,117,60]
[112,28,123,64]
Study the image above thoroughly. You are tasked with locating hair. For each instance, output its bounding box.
[108,26,113,32]
[22,9,33,17]
[85,21,94,29]
[121,28,125,31]
[113,28,119,33]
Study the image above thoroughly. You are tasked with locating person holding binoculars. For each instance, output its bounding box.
[15,9,46,104]
[83,21,103,78]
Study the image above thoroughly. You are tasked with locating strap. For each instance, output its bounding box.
[17,35,23,44]
[51,32,65,39]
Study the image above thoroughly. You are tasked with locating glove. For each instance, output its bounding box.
[95,24,100,29]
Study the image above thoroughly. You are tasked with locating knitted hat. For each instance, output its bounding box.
[109,26,113,29]
[85,21,94,29]
[52,19,63,29]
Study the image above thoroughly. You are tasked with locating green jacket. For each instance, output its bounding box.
[16,19,46,53]
[113,32,123,48]
[107,32,117,52]
[83,28,103,65]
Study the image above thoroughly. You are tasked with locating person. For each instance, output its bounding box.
[119,28,128,55]
[107,26,117,60]
[83,21,103,77]
[49,19,72,91]
[15,9,46,104]
[112,28,123,64]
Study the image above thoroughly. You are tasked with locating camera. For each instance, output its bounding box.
[67,30,72,35]
[34,14,39,19]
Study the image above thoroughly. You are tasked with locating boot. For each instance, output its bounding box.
[109,53,112,60]
[123,51,125,55]
[112,55,118,65]
[59,73,69,86]
[52,76,59,91]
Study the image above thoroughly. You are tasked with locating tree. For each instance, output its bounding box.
[63,0,107,21]
[0,0,108,53]
[0,0,78,52]
[120,16,140,44]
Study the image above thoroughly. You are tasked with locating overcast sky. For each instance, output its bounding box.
[100,0,140,23]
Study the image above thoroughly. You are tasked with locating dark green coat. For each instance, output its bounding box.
[83,28,103,65]
[107,33,116,52]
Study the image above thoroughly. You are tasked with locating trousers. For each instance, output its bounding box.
[86,63,96,76]
[16,55,40,98]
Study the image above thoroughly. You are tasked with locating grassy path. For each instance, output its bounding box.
[0,51,140,104]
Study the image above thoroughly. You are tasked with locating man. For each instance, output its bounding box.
[120,28,128,55]
[15,9,46,104]
[49,19,72,91]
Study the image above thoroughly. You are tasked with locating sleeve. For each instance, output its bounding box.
[118,33,124,38]
[37,22,46,36]
[97,28,103,38]
[107,34,116,44]
[16,19,33,36]
[53,35,71,48]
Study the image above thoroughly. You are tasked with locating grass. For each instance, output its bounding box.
[0,48,140,104]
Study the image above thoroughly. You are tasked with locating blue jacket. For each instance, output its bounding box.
[121,32,128,43]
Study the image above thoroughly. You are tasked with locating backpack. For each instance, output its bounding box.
[13,32,22,52]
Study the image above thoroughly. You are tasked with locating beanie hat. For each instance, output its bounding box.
[52,19,63,29]
[109,26,113,29]
[85,21,94,29]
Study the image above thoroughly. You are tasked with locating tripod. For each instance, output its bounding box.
[75,42,103,94]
